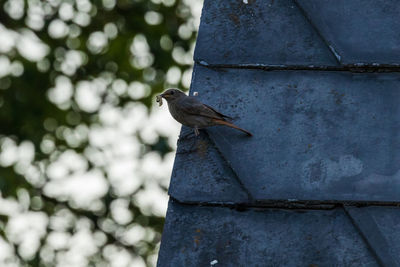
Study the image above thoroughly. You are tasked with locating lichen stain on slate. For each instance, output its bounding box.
[301,155,364,190]
[354,169,400,196]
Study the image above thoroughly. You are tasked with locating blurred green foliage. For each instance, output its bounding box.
[0,0,200,265]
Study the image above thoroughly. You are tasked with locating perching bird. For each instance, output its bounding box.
[157,88,252,137]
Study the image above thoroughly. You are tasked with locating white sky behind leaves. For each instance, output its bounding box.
[0,0,203,265]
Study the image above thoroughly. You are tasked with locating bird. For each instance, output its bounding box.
[157,88,252,137]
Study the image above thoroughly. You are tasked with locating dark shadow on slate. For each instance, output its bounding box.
[345,206,399,266]
[168,126,250,203]
[296,0,400,65]
[157,200,378,267]
[190,64,400,202]
[194,0,338,66]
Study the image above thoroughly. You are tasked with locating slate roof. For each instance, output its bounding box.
[158,0,400,266]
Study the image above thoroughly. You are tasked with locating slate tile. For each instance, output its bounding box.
[194,0,338,66]
[345,206,399,266]
[296,0,400,65]
[157,200,378,267]
[190,64,400,202]
[168,127,250,203]
[363,206,400,265]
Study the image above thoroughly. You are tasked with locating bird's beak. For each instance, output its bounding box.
[160,93,168,99]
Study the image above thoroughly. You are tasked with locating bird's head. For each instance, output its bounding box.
[160,88,186,101]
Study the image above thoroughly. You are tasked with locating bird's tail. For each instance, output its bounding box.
[213,119,253,136]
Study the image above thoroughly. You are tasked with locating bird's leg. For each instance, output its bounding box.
[188,127,201,151]
[179,130,195,140]
[177,127,200,153]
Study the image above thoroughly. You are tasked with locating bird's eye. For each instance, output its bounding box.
[170,91,175,95]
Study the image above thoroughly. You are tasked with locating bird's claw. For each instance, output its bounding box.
[179,130,195,140]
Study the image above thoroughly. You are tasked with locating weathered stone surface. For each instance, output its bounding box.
[345,206,400,266]
[190,65,400,202]
[297,0,400,65]
[169,127,250,203]
[367,207,400,258]
[159,1,400,265]
[194,0,338,66]
[157,201,378,267]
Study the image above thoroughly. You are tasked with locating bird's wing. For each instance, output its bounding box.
[178,96,230,120]
[202,104,233,120]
